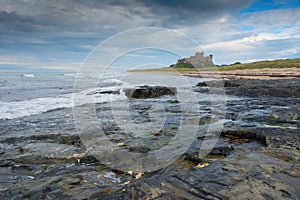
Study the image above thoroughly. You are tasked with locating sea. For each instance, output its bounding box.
[0,71,238,173]
[0,71,213,120]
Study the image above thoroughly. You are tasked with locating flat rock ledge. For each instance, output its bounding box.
[0,78,299,199]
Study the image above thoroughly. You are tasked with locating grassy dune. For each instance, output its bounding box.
[129,58,300,73]
[218,58,300,71]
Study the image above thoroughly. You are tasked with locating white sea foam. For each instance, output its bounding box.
[0,95,71,119]
[21,74,35,77]
[0,86,128,120]
[102,78,123,84]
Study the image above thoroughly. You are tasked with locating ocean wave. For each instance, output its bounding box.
[21,74,35,77]
[0,87,128,119]
[0,95,71,119]
[102,78,121,83]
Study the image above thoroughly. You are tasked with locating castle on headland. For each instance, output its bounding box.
[171,52,214,68]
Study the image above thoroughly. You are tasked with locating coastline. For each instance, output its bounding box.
[1,72,299,199]
[129,68,300,79]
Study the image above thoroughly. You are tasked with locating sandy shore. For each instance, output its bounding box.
[130,68,300,79]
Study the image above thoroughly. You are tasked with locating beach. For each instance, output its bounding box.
[0,71,299,199]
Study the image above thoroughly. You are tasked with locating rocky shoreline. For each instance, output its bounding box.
[184,71,300,79]
[0,78,299,199]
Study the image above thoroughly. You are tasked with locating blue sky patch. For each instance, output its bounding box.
[240,0,300,13]
[0,0,300,69]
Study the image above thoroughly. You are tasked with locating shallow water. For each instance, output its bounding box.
[0,72,228,120]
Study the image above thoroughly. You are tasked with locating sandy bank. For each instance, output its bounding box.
[130,68,300,79]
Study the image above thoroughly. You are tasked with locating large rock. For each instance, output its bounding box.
[197,79,300,98]
[197,80,240,87]
[124,85,177,99]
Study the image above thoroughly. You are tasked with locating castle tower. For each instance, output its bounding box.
[195,52,204,58]
[207,54,213,63]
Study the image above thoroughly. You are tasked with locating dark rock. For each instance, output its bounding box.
[226,79,300,98]
[124,85,177,99]
[221,128,257,140]
[99,90,120,95]
[129,145,151,153]
[197,80,240,87]
[269,109,300,123]
[197,78,300,98]
[209,145,235,156]
[87,89,120,95]
[197,82,208,87]
[1,78,299,199]
[224,81,240,87]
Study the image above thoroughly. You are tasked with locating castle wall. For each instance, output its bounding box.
[174,52,213,68]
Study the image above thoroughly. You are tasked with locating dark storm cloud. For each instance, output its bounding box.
[0,0,253,34]
[148,0,252,12]
[0,11,38,33]
[71,0,253,24]
[0,0,261,70]
[74,0,251,12]
[149,0,252,25]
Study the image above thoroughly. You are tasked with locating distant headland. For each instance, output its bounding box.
[129,52,300,79]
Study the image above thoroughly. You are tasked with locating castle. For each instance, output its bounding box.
[173,52,214,68]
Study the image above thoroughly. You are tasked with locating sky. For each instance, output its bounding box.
[1,0,300,71]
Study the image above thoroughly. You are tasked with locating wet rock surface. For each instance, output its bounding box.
[197,78,300,98]
[124,85,177,99]
[0,79,299,199]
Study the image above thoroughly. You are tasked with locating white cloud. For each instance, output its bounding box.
[275,48,299,56]
[175,8,300,64]
[0,55,37,65]
[1,0,300,69]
